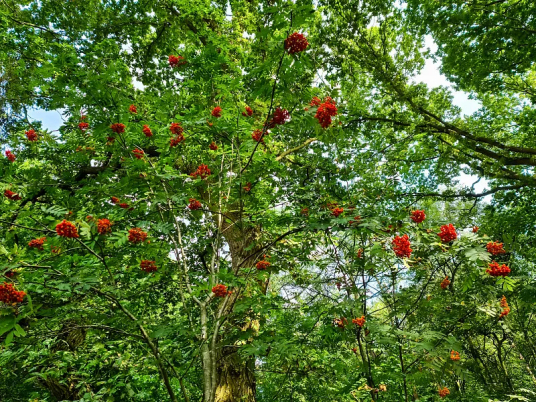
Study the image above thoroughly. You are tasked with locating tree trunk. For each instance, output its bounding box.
[214,349,256,402]
[211,220,262,402]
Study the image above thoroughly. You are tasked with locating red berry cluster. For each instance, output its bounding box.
[301,207,309,216]
[357,248,363,259]
[4,189,21,201]
[110,123,126,134]
[271,107,290,126]
[211,106,222,118]
[190,164,211,179]
[170,122,183,135]
[97,218,112,234]
[188,198,202,210]
[472,226,479,233]
[499,295,510,318]
[140,260,157,273]
[25,129,38,142]
[5,150,16,162]
[242,106,253,116]
[119,202,131,209]
[0,282,26,304]
[325,201,338,210]
[252,129,264,142]
[107,136,116,144]
[438,224,457,243]
[310,96,321,106]
[129,104,137,114]
[486,261,511,277]
[314,97,338,128]
[486,241,506,255]
[169,122,185,146]
[243,182,252,192]
[56,220,79,238]
[284,32,309,54]
[128,228,148,243]
[256,260,271,270]
[142,125,153,137]
[168,55,186,68]
[209,141,218,150]
[450,350,460,361]
[438,387,450,398]
[28,237,46,250]
[170,135,185,147]
[392,234,412,258]
[111,196,120,204]
[78,122,89,131]
[132,149,145,159]
[212,284,229,297]
[411,210,426,223]
[352,315,366,327]
[333,317,348,328]
[331,207,344,217]
[440,276,450,289]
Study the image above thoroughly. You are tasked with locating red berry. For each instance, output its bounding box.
[212,106,222,118]
[169,122,184,135]
[392,234,412,258]
[486,261,511,277]
[128,228,147,243]
[331,207,344,217]
[168,55,186,68]
[271,107,290,126]
[142,125,153,137]
[28,237,47,250]
[97,219,112,234]
[284,32,309,54]
[252,129,264,142]
[438,387,450,398]
[314,97,337,128]
[242,106,253,116]
[438,224,457,243]
[190,164,211,179]
[256,260,271,270]
[110,123,126,134]
[212,284,229,297]
[4,189,21,201]
[55,220,79,238]
[0,282,26,304]
[310,96,321,106]
[132,149,145,159]
[352,316,366,327]
[25,129,38,142]
[5,150,16,162]
[188,198,202,210]
[486,241,506,255]
[410,210,426,223]
[140,260,157,273]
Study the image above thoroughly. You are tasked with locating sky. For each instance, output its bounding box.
[27,35,488,196]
